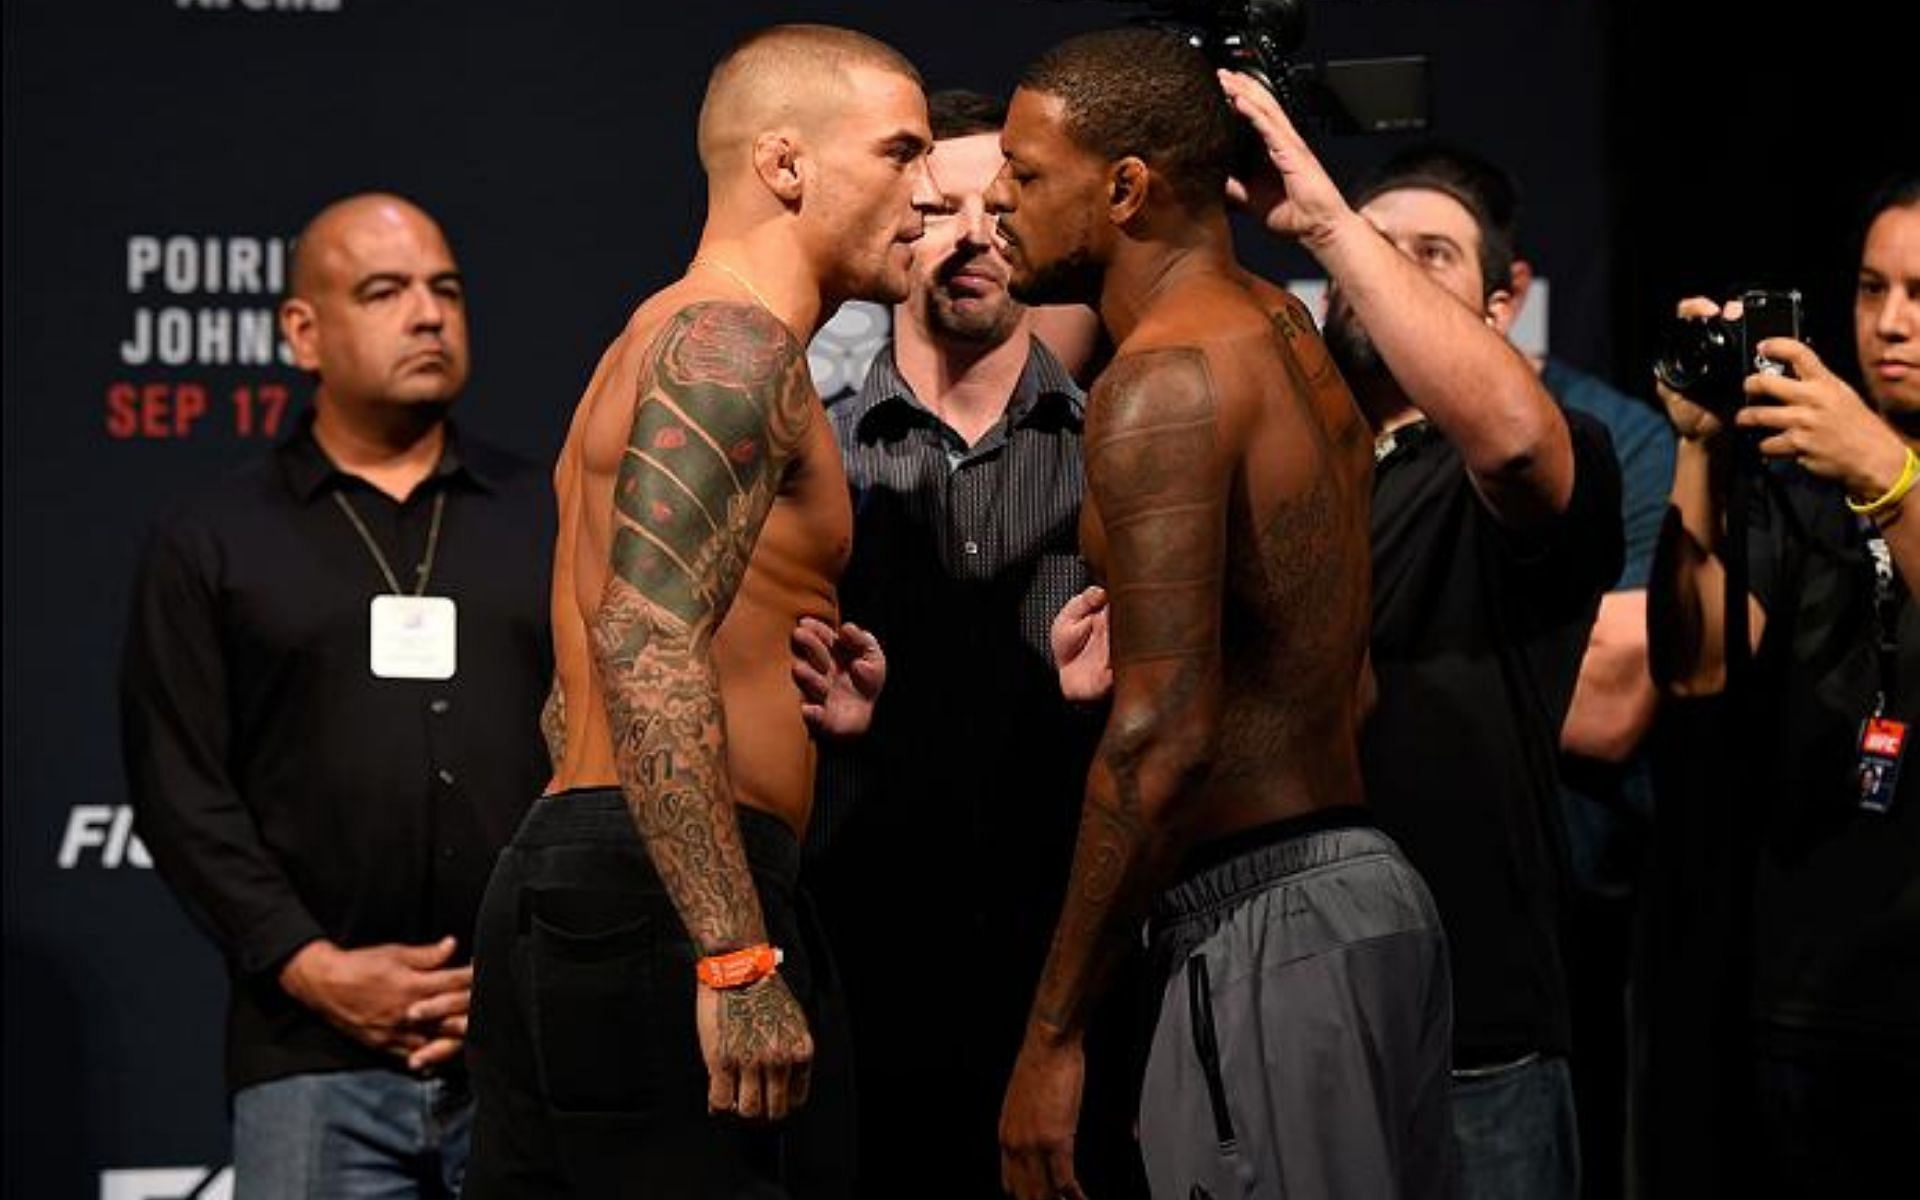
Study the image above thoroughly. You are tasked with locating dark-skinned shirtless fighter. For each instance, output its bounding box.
[464,24,936,1199]
[986,30,1455,1200]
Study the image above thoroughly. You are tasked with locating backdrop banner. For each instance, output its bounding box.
[3,2,1615,1194]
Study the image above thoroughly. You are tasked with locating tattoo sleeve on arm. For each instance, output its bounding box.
[1030,349,1226,1034]
[587,302,813,953]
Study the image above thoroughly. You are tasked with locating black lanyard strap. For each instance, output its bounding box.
[332,490,446,597]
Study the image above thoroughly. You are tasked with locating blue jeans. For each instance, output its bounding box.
[232,1069,472,1199]
[1450,1054,1579,1200]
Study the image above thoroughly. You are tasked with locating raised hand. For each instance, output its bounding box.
[1217,69,1352,246]
[792,616,887,738]
[1736,337,1910,497]
[1050,586,1112,703]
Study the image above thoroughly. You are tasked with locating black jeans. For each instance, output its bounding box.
[465,789,854,1199]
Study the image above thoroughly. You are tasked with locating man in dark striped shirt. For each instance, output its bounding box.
[803,90,1139,1199]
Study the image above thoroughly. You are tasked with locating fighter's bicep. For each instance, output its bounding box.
[1084,350,1228,665]
[606,302,812,630]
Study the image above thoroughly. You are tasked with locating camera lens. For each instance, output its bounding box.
[1654,316,1732,395]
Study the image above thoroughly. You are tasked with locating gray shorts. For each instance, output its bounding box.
[1140,817,1456,1199]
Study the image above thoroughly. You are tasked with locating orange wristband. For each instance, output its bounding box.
[696,944,783,990]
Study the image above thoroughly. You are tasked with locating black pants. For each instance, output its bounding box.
[465,789,854,1199]
[1751,1044,1920,1196]
[809,797,1149,1200]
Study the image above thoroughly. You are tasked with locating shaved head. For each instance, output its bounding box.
[279,191,468,413]
[288,192,446,299]
[697,24,921,174]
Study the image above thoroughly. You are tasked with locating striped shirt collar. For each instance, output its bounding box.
[846,334,1084,443]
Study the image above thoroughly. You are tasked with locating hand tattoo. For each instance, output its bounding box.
[718,974,810,1066]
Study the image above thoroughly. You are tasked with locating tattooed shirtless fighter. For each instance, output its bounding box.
[988,31,1455,1200]
[464,25,935,1198]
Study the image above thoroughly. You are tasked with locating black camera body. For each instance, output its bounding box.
[1654,289,1804,417]
[1157,0,1308,107]
[1120,0,1430,137]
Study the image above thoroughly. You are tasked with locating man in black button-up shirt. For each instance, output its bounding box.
[120,194,552,1198]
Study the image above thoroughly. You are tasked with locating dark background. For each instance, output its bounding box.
[4,0,1912,1193]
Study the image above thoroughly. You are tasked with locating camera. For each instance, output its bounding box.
[1160,0,1310,112]
[1654,289,1804,415]
[1094,0,1431,137]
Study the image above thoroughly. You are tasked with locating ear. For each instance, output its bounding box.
[1108,157,1149,226]
[1485,285,1518,336]
[753,132,805,205]
[279,297,321,372]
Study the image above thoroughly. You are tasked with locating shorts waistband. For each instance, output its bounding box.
[1174,805,1375,882]
[518,786,801,891]
[1152,818,1395,934]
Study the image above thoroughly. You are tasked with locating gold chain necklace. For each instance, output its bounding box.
[689,257,775,314]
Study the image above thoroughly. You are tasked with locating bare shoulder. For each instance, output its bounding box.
[1099,320,1267,449]
[1121,278,1305,414]
[1085,347,1229,520]
[1205,272,1363,461]
[1088,345,1218,438]
[623,295,812,429]
[628,298,805,398]
[1238,270,1311,327]
[636,301,814,475]
[1228,274,1340,391]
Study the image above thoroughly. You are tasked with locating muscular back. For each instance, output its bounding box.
[1083,274,1371,845]
[547,285,851,840]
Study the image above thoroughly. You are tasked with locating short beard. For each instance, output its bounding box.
[926,288,1023,348]
[1008,247,1102,309]
[1325,305,1386,382]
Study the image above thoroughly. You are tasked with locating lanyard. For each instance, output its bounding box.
[332,490,446,596]
[1864,529,1903,716]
